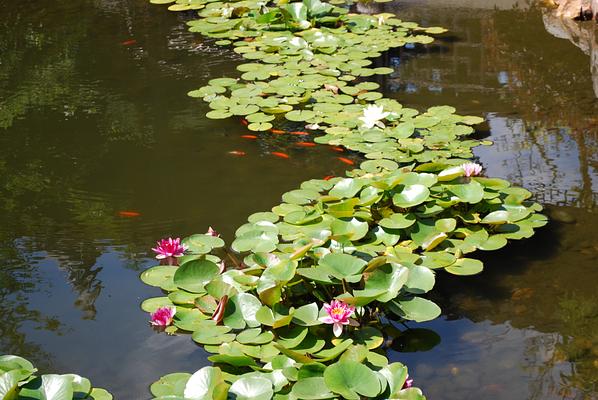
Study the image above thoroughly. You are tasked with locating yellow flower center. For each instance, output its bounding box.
[331,307,344,317]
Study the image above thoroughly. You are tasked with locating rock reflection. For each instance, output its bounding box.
[542,10,598,98]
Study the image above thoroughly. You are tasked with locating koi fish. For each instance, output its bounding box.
[271,152,290,159]
[240,118,249,126]
[296,142,316,147]
[331,146,344,152]
[338,157,354,165]
[121,39,137,46]
[271,129,285,134]
[290,131,309,135]
[323,175,335,181]
[118,210,141,217]
[228,150,246,156]
[241,135,257,139]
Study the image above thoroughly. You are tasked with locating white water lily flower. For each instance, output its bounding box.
[358,104,390,129]
[221,5,234,18]
[289,37,307,48]
[377,15,386,25]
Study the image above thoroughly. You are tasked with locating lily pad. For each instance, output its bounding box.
[323,361,381,399]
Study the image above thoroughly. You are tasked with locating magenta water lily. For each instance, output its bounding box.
[151,237,187,260]
[150,306,176,326]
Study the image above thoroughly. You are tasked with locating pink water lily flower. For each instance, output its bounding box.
[461,162,483,177]
[402,374,414,389]
[320,300,358,337]
[150,306,176,326]
[152,237,187,260]
[206,227,220,237]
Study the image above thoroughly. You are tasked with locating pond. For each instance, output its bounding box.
[0,0,596,398]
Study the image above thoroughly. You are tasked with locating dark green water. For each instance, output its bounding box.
[1,0,596,398]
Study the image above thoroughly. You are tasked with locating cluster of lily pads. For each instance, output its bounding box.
[141,163,546,399]
[0,355,112,400]
[137,0,547,399]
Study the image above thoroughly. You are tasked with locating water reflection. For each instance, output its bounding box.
[385,2,598,210]
[0,239,56,366]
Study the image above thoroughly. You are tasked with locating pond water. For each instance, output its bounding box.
[1,0,596,398]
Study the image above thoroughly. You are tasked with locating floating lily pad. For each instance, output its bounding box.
[140,265,178,291]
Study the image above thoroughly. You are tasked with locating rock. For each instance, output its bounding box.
[553,0,594,19]
[542,7,598,97]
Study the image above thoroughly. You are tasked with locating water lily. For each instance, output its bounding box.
[206,227,219,237]
[152,237,187,260]
[220,5,234,18]
[320,300,358,337]
[150,306,176,326]
[358,104,390,129]
[402,374,414,389]
[461,162,483,177]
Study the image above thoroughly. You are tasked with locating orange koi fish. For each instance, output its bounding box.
[290,131,309,135]
[331,146,344,152]
[121,39,137,46]
[323,175,335,181]
[338,157,354,165]
[118,210,141,217]
[240,119,249,126]
[241,135,257,139]
[296,142,316,147]
[270,129,285,134]
[271,152,290,159]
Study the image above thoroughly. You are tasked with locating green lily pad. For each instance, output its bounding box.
[173,259,220,293]
[291,377,335,399]
[140,265,178,291]
[183,367,224,400]
[318,253,367,281]
[393,185,430,208]
[323,361,381,399]
[150,373,191,398]
[141,296,174,313]
[390,297,441,322]
[223,293,262,329]
[228,376,273,400]
[183,234,225,254]
[445,258,483,275]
